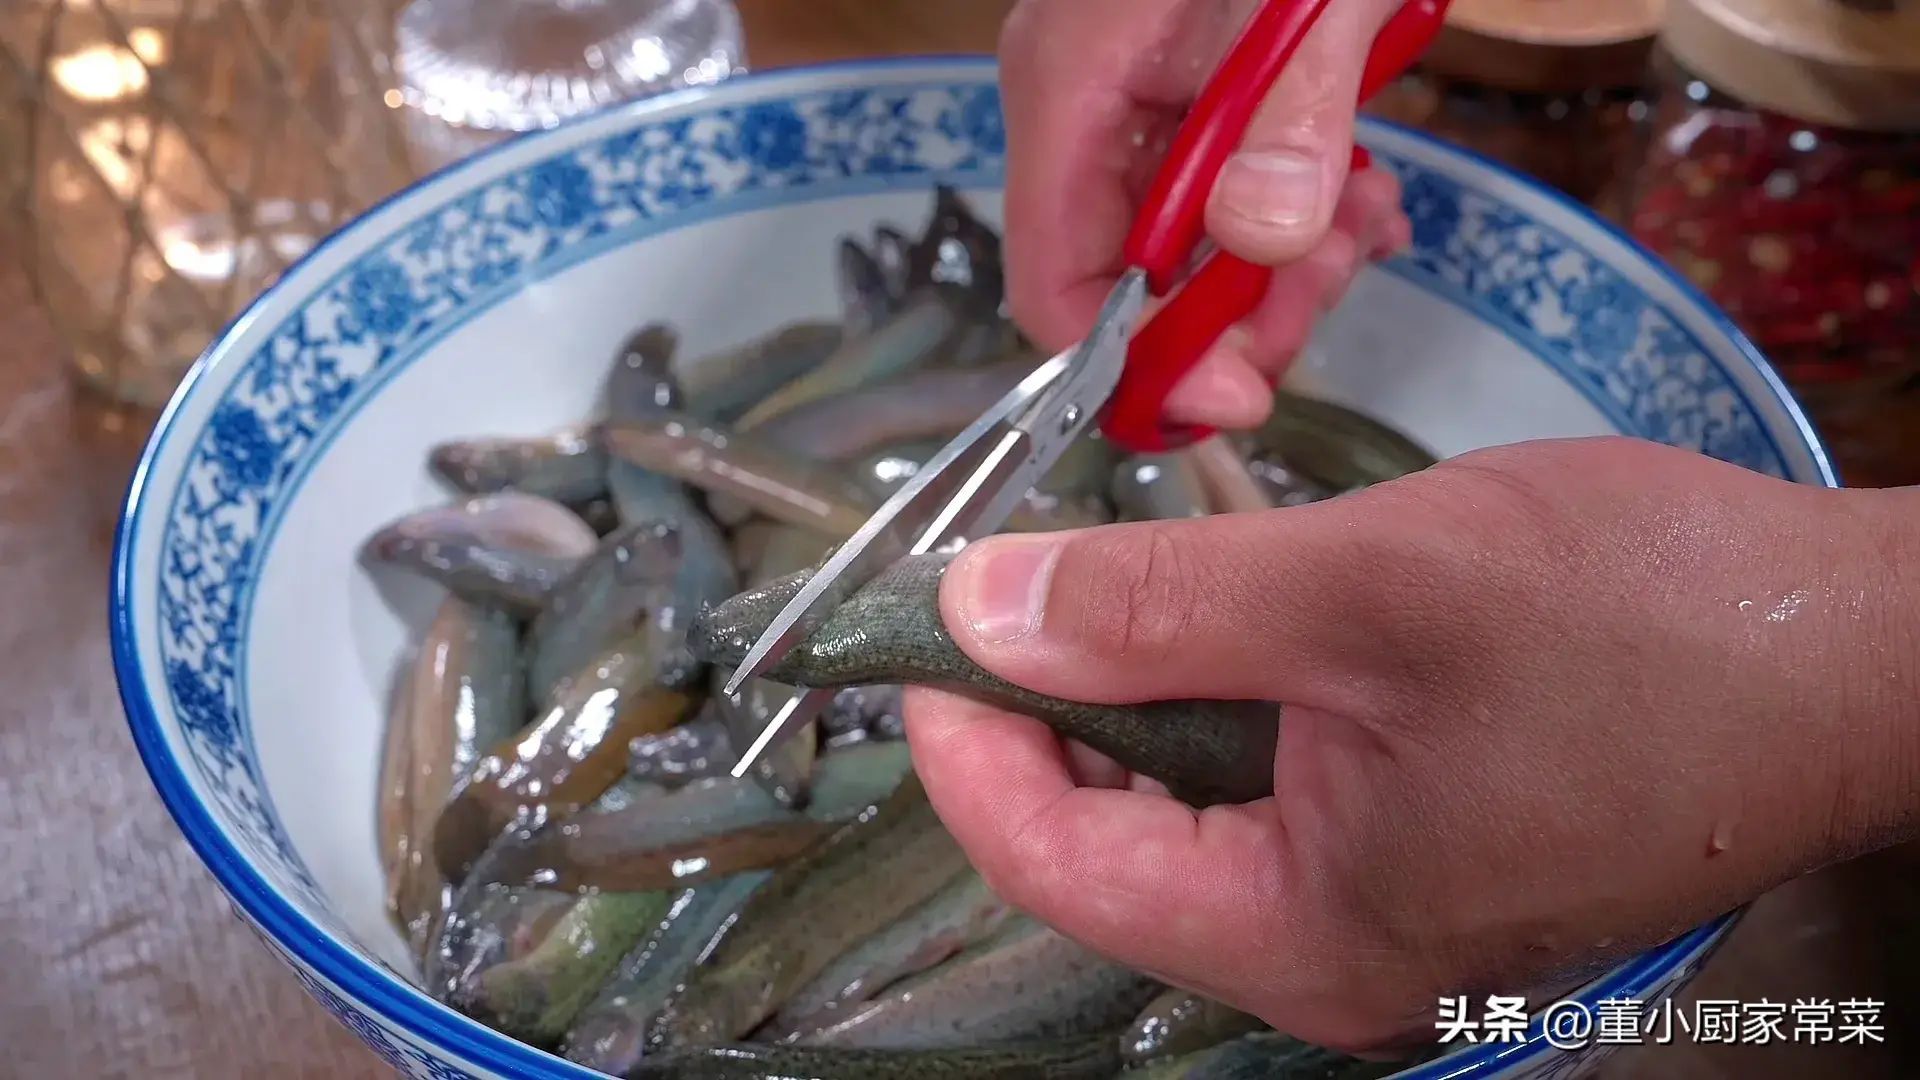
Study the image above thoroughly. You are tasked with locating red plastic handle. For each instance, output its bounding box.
[1102,0,1452,453]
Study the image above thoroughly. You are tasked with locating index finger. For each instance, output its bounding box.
[999,0,1245,351]
[901,686,1291,1000]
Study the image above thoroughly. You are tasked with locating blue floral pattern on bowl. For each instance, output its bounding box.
[116,60,1820,1079]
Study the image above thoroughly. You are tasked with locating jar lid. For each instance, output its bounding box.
[393,0,744,133]
[1419,0,1666,94]
[1662,0,1920,130]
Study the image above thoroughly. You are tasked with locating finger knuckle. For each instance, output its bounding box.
[1279,483,1497,702]
[1308,230,1360,310]
[1003,282,1056,351]
[1359,444,1575,564]
[1062,523,1202,661]
[1355,163,1401,208]
[997,0,1058,84]
[1429,450,1563,534]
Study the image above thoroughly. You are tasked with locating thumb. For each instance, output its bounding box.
[1205,0,1402,265]
[939,505,1399,708]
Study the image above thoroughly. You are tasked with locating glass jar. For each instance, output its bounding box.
[1620,0,1920,482]
[0,1,413,407]
[389,0,747,173]
[1364,0,1664,213]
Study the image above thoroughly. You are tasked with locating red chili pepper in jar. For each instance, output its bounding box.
[1627,0,1920,400]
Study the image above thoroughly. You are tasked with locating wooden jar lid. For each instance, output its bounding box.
[1661,0,1920,130]
[1419,0,1667,93]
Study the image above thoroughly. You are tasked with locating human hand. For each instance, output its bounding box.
[999,0,1414,431]
[903,437,1920,1052]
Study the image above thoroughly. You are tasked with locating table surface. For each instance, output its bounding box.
[1,3,1913,1077]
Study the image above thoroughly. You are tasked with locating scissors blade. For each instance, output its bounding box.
[730,685,838,777]
[907,271,1148,547]
[722,351,1072,697]
[723,272,1147,778]
[1013,271,1145,449]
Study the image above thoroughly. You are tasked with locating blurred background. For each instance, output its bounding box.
[0,1,1913,1075]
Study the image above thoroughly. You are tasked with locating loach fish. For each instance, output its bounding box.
[574,495,624,536]
[747,523,835,587]
[824,683,906,744]
[837,237,896,339]
[1112,452,1212,522]
[732,291,972,431]
[561,872,772,1074]
[604,323,707,527]
[847,441,946,504]
[363,492,599,617]
[624,1037,1121,1080]
[1243,455,1341,508]
[724,518,782,582]
[380,596,525,959]
[1186,437,1275,515]
[1252,390,1438,495]
[429,429,609,505]
[712,671,820,809]
[716,186,1005,428]
[601,328,740,648]
[870,225,913,300]
[608,323,684,418]
[674,322,844,425]
[689,554,1279,808]
[647,775,970,1048]
[1120,988,1266,1066]
[431,647,697,887]
[1035,431,1122,509]
[451,889,674,1047]
[717,525,837,807]
[904,185,1005,309]
[378,662,417,947]
[751,355,1040,464]
[784,917,1160,1049]
[627,713,736,786]
[424,886,580,1004]
[770,871,1012,1036]
[524,516,736,706]
[601,415,878,538]
[853,442,1115,534]
[467,740,913,893]
[1127,1030,1413,1079]
[939,315,1029,370]
[610,416,1109,542]
[604,327,736,531]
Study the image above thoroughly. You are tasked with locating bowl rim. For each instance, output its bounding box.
[110,52,1826,1078]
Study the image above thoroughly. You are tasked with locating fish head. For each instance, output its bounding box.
[607,519,689,587]
[908,185,1004,317]
[871,225,913,298]
[608,323,686,421]
[428,440,511,492]
[365,494,597,567]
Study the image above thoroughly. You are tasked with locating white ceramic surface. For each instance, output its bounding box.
[114,57,1831,1080]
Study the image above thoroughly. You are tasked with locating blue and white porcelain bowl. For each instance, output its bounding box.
[112,57,1833,1079]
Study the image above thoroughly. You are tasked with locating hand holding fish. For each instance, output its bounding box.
[906,436,1920,1053]
[999,0,1413,432]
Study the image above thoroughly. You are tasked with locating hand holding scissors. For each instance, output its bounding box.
[727,0,1454,773]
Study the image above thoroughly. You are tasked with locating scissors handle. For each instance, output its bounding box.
[1102,0,1451,453]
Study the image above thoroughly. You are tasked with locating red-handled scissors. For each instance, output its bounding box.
[726,0,1452,775]
[1107,0,1452,451]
